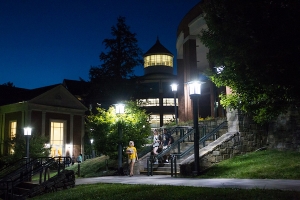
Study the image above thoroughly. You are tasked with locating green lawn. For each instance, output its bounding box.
[31,150,300,200]
[200,149,300,179]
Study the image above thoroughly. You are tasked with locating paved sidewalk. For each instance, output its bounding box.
[75,175,300,191]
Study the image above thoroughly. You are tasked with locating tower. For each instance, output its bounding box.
[136,38,177,127]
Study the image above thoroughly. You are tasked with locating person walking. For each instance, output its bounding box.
[126,141,138,177]
[71,155,75,165]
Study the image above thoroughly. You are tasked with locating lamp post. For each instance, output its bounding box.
[90,139,95,158]
[188,81,201,175]
[171,83,178,125]
[24,127,32,159]
[115,103,125,174]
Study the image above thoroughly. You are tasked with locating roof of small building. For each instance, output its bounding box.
[144,37,173,57]
[62,79,91,96]
[0,84,59,106]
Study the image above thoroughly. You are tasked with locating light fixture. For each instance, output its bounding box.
[115,103,125,174]
[115,103,125,114]
[187,80,202,175]
[24,127,32,159]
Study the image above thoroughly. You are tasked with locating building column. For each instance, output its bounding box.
[42,111,46,136]
[81,115,85,157]
[70,114,74,156]
[0,114,5,155]
[227,108,239,132]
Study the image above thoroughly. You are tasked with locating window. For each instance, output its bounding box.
[9,121,17,154]
[50,121,65,157]
[137,98,177,107]
[10,121,17,139]
[144,54,173,68]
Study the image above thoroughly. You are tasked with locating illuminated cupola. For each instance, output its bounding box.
[144,37,174,75]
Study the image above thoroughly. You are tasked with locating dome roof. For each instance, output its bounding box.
[144,37,173,57]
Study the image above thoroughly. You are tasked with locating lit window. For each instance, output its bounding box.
[10,121,17,139]
[9,121,17,154]
[50,121,64,157]
[144,54,173,68]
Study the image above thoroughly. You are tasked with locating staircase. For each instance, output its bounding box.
[0,157,73,199]
[139,119,228,175]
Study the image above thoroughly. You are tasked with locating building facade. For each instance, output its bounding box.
[176,2,226,122]
[136,38,178,127]
[0,84,87,158]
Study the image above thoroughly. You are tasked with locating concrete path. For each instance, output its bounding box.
[75,175,300,191]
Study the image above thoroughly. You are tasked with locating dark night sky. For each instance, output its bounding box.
[0,0,200,89]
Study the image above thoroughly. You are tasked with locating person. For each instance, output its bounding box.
[163,129,173,163]
[65,153,71,167]
[126,141,138,177]
[71,155,75,165]
[77,153,82,163]
[152,129,160,155]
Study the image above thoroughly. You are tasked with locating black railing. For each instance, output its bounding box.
[146,120,227,176]
[0,156,71,199]
[175,121,227,159]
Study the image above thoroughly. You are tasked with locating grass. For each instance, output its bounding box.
[30,150,300,200]
[32,184,300,200]
[200,149,300,179]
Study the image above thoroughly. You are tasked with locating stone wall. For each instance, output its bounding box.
[180,110,268,175]
[180,107,300,175]
[267,107,300,151]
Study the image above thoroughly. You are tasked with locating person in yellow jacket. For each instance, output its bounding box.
[126,141,138,177]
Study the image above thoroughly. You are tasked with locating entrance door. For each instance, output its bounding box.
[50,121,65,157]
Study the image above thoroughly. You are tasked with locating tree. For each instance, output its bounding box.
[89,16,143,107]
[1,82,15,87]
[0,130,50,166]
[199,0,300,124]
[86,101,151,159]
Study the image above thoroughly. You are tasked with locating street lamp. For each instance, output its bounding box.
[90,139,95,158]
[171,83,178,125]
[115,103,125,174]
[187,81,201,175]
[24,127,32,159]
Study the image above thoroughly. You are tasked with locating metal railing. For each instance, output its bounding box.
[146,120,227,175]
[0,156,70,199]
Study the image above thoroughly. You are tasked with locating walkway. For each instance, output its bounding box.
[75,175,300,191]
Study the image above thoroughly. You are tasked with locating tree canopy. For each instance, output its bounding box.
[86,101,151,159]
[199,0,300,124]
[89,16,143,107]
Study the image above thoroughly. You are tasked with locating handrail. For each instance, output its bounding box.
[0,158,28,179]
[176,121,227,159]
[0,156,69,198]
[154,127,194,161]
[149,120,227,163]
[140,126,193,160]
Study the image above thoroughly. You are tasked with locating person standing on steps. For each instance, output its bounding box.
[163,129,173,163]
[126,141,138,177]
[152,129,160,155]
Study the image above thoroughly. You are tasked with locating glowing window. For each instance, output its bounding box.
[144,54,173,68]
[50,121,64,157]
[137,98,177,107]
[9,121,17,154]
[10,121,17,139]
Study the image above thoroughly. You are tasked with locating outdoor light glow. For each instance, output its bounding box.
[24,127,32,136]
[171,83,178,92]
[188,81,201,95]
[215,66,224,74]
[115,104,125,114]
[90,139,94,144]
